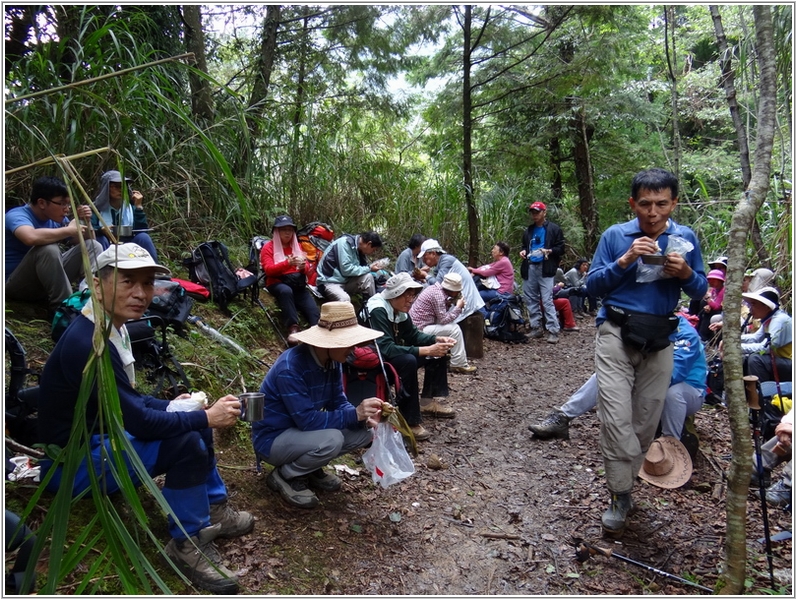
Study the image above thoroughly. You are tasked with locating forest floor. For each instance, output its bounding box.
[5,308,793,595]
[211,323,793,595]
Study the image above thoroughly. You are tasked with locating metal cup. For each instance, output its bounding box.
[238,392,265,422]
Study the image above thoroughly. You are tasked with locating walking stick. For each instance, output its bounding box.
[573,538,713,593]
[744,375,777,589]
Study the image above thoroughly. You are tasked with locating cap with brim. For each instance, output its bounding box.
[105,170,133,183]
[442,273,463,292]
[382,272,424,299]
[741,286,779,312]
[638,436,692,489]
[95,243,171,276]
[290,302,383,348]
[529,201,547,212]
[273,215,297,229]
[708,256,728,267]
[417,238,445,260]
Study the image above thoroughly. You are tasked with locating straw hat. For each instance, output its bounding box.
[442,273,463,292]
[638,436,693,489]
[290,302,383,348]
[382,272,423,299]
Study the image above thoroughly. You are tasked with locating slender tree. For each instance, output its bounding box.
[716,5,778,593]
[182,5,214,120]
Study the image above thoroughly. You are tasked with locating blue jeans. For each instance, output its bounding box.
[42,429,226,540]
[522,264,558,334]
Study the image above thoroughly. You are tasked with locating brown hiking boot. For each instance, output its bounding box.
[163,523,238,595]
[209,501,255,539]
[410,425,431,441]
[420,400,455,418]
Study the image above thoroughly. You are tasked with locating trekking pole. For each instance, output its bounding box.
[744,375,777,589]
[251,295,288,349]
[573,539,713,593]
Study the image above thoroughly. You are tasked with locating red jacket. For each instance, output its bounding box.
[260,240,310,288]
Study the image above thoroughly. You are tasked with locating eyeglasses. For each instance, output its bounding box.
[46,198,70,207]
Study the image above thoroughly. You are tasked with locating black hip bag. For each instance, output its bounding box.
[605,305,678,354]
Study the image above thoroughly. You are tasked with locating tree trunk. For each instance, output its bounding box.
[182,5,214,120]
[709,5,772,270]
[717,5,778,594]
[462,5,479,266]
[709,5,752,188]
[549,137,563,201]
[242,4,281,173]
[664,6,681,186]
[5,5,36,74]
[288,8,311,206]
[572,102,598,252]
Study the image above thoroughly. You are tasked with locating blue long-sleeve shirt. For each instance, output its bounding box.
[672,314,708,394]
[39,316,208,449]
[252,344,360,458]
[587,218,707,325]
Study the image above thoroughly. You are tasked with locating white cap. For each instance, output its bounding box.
[95,243,171,276]
[416,238,445,259]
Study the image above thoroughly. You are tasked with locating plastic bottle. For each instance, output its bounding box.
[119,199,134,239]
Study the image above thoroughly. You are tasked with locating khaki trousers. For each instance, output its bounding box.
[595,321,674,493]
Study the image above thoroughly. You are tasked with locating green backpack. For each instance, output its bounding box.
[51,289,92,342]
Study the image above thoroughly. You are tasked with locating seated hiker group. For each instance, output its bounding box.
[8,167,792,594]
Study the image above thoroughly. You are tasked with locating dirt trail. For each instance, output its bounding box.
[216,326,792,595]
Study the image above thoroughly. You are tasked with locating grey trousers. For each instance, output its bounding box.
[595,321,674,494]
[6,241,102,309]
[319,273,375,303]
[522,264,559,334]
[266,427,372,479]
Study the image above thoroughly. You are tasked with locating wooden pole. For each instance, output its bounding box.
[5,147,112,176]
[5,53,195,105]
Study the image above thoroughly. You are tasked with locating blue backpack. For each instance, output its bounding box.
[484,293,528,343]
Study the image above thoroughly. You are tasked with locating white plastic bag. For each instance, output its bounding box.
[636,235,694,283]
[482,275,501,290]
[362,422,415,489]
[166,391,208,412]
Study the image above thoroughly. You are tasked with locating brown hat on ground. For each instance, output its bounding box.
[638,436,692,489]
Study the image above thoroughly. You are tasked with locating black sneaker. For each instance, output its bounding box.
[528,410,571,440]
[308,468,342,492]
[266,467,319,509]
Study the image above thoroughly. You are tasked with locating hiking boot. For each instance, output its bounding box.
[765,478,792,507]
[546,333,559,344]
[420,400,456,418]
[163,523,238,595]
[528,410,570,440]
[563,326,580,332]
[410,425,431,441]
[266,467,319,509]
[450,364,477,374]
[601,493,635,536]
[209,501,255,539]
[308,468,342,492]
[529,328,544,339]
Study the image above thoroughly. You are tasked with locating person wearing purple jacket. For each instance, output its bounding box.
[586,168,707,536]
[38,243,252,595]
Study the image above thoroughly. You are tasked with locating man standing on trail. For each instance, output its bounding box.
[586,168,707,536]
[519,201,565,344]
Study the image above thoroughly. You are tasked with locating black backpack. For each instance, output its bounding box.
[484,293,528,343]
[183,241,257,312]
[147,279,195,335]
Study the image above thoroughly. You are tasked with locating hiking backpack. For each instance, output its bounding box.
[296,222,334,286]
[183,240,257,312]
[484,293,528,343]
[342,345,404,407]
[5,328,40,447]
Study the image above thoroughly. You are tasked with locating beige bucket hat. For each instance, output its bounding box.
[290,302,383,348]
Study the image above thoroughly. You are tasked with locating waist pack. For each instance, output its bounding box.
[605,305,678,354]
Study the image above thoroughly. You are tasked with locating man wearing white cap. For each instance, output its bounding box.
[416,238,485,323]
[253,302,386,509]
[38,243,252,595]
[409,272,477,374]
[739,287,792,383]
